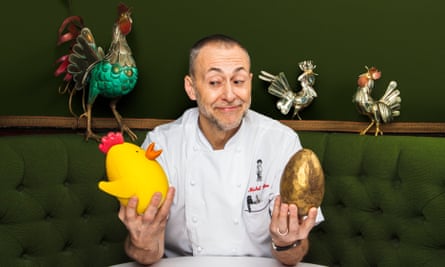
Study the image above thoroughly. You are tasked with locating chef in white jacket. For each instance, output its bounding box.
[119,34,324,266]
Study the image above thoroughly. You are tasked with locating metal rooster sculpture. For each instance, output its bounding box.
[353,66,401,136]
[55,3,138,141]
[259,60,318,119]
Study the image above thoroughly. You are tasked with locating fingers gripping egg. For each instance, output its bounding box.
[280,148,325,217]
[98,132,169,214]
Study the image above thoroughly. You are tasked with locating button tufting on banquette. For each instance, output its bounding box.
[1,132,445,267]
[300,132,445,267]
[0,134,130,266]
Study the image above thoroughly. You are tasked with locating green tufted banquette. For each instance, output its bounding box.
[0,134,130,267]
[299,132,445,267]
[0,132,444,266]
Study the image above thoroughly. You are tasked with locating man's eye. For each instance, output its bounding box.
[209,81,221,86]
[234,80,245,85]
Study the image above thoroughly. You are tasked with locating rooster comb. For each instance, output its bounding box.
[99,132,124,154]
[118,3,130,15]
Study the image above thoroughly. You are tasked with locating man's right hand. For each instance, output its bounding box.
[119,187,176,265]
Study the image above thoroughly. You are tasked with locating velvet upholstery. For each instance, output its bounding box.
[0,132,444,266]
[0,134,130,267]
[299,132,445,267]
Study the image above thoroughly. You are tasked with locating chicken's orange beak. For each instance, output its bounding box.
[145,142,162,160]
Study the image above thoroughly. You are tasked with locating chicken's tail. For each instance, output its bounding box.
[67,28,105,91]
[259,71,292,99]
[377,81,401,123]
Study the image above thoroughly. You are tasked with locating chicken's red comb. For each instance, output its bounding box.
[118,3,130,15]
[99,132,124,154]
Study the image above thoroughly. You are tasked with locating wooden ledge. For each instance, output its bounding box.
[280,120,445,134]
[0,115,171,131]
[1,115,445,135]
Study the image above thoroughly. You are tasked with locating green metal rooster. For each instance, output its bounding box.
[55,3,138,141]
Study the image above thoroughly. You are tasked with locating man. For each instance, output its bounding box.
[118,34,324,266]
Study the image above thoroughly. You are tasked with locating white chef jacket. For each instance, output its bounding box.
[141,108,324,258]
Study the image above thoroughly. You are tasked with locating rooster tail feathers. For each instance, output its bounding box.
[67,28,104,90]
[381,81,398,98]
[269,72,291,98]
[259,71,292,98]
[56,16,84,46]
[258,70,275,82]
[376,103,392,123]
[377,81,401,122]
[376,102,400,123]
[380,81,401,107]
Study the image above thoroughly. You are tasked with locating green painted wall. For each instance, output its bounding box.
[1,0,444,122]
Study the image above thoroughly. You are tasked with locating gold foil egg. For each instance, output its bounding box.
[280,148,325,216]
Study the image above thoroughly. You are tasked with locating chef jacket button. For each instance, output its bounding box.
[232,248,237,253]
[233,218,239,225]
[190,180,196,186]
[192,216,198,223]
[197,246,203,252]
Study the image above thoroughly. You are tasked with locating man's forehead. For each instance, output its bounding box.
[200,43,249,60]
[197,46,250,73]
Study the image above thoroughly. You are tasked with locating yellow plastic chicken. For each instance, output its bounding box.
[353,66,401,136]
[98,132,169,214]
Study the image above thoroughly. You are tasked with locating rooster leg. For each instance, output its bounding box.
[79,103,102,142]
[374,121,384,136]
[109,98,137,141]
[292,109,301,120]
[360,120,375,135]
[293,112,303,120]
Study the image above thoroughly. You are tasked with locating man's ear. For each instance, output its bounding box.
[184,75,197,100]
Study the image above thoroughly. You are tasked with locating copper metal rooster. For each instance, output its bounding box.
[55,3,138,141]
[259,60,318,119]
[353,66,401,136]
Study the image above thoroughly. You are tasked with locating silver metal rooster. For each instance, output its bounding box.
[259,60,318,119]
[353,66,401,136]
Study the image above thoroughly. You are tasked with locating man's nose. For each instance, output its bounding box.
[222,83,236,101]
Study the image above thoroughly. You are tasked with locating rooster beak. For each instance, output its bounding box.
[145,143,162,160]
